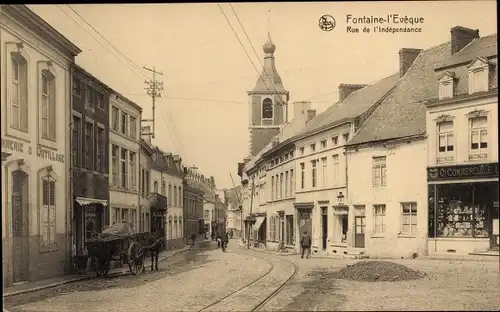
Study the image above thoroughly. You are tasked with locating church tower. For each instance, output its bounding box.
[247,33,290,157]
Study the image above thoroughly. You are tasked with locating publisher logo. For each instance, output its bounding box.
[319,15,336,31]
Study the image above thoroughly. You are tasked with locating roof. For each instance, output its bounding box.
[347,41,452,146]
[296,73,400,138]
[435,33,497,69]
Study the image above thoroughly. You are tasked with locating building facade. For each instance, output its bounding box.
[71,64,112,268]
[108,93,142,230]
[138,135,153,233]
[150,148,184,249]
[425,30,498,254]
[183,168,205,237]
[1,5,81,286]
[224,186,243,237]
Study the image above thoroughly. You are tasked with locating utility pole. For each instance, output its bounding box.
[247,176,255,249]
[142,66,163,139]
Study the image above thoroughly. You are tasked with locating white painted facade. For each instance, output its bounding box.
[347,139,428,258]
[156,169,183,241]
[294,123,353,254]
[108,94,142,231]
[1,5,81,285]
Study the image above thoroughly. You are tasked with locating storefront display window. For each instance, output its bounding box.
[429,182,498,238]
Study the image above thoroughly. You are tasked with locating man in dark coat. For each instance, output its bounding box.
[300,231,311,259]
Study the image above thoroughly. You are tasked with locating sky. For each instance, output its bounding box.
[29,1,497,189]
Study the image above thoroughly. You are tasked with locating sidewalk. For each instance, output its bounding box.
[3,242,197,298]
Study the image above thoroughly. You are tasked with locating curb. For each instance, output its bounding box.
[3,245,195,298]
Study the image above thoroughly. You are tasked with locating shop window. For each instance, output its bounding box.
[433,183,496,238]
[373,204,386,234]
[401,202,417,235]
[469,116,488,160]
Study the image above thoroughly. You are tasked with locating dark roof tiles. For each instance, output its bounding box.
[435,33,497,69]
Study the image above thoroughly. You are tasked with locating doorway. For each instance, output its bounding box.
[12,170,29,283]
[280,218,285,243]
[354,216,366,248]
[321,207,328,250]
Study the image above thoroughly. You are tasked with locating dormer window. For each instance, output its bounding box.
[467,57,490,94]
[438,71,455,99]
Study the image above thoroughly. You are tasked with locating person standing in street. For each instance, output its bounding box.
[300,231,311,259]
[191,233,196,246]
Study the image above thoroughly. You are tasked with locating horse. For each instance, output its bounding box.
[140,232,165,272]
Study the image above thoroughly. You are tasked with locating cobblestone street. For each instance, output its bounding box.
[4,242,500,312]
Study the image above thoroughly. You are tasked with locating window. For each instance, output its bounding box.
[311,160,317,187]
[10,54,28,132]
[96,127,105,172]
[290,151,294,158]
[372,156,387,187]
[174,186,177,206]
[131,209,137,230]
[179,187,183,206]
[204,210,209,219]
[437,121,454,154]
[299,147,304,155]
[271,176,275,200]
[439,80,453,99]
[332,136,338,146]
[72,116,82,166]
[284,171,289,197]
[332,154,339,183]
[86,86,95,110]
[122,208,129,223]
[262,98,273,119]
[168,185,172,206]
[161,181,166,196]
[85,122,94,170]
[290,169,294,194]
[129,152,136,190]
[112,107,119,131]
[469,116,488,158]
[41,176,56,246]
[41,71,56,140]
[130,116,137,139]
[401,202,417,235]
[154,181,159,193]
[300,163,305,189]
[145,171,150,195]
[469,69,488,94]
[111,145,119,186]
[321,140,327,149]
[120,148,128,188]
[96,92,104,110]
[373,204,386,234]
[121,112,128,135]
[279,173,283,199]
[342,133,350,143]
[72,76,83,97]
[275,175,279,199]
[310,143,316,152]
[321,157,327,186]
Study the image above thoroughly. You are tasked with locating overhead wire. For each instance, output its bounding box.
[58,5,188,162]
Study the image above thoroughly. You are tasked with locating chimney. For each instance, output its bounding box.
[307,109,316,123]
[338,84,367,102]
[399,48,423,77]
[451,26,479,54]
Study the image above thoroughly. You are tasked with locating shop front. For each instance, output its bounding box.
[427,162,499,254]
[294,202,313,253]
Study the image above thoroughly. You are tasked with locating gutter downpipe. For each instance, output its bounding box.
[67,64,74,273]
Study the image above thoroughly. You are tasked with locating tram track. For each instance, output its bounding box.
[197,248,299,312]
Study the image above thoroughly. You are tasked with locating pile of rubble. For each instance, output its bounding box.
[330,260,426,282]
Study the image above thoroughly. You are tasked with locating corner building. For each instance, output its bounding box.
[1,5,81,286]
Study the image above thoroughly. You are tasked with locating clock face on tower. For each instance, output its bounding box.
[262,98,273,119]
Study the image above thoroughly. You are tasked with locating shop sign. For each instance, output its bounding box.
[427,163,499,181]
[1,137,64,163]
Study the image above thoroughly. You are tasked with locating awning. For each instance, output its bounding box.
[75,197,108,207]
[253,216,265,231]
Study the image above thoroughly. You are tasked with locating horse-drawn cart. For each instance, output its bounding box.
[85,222,145,277]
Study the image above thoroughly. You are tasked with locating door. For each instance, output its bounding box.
[491,201,499,250]
[354,216,366,248]
[321,208,328,250]
[12,170,29,283]
[298,209,312,243]
[281,219,285,243]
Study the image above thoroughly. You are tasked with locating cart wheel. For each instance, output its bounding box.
[95,257,110,277]
[128,241,144,275]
